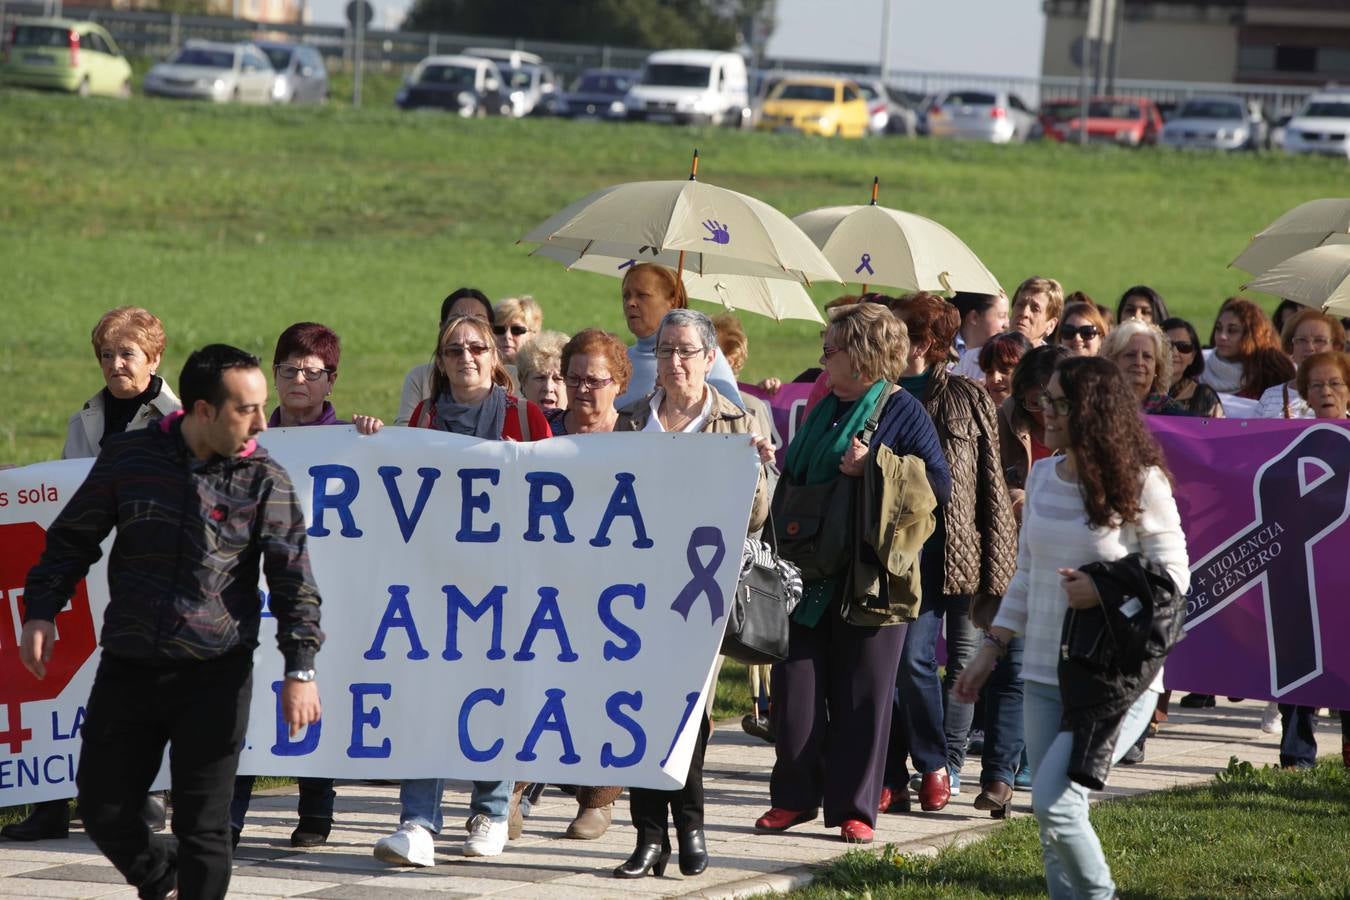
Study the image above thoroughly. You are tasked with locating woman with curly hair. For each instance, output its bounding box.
[955,356,1190,900]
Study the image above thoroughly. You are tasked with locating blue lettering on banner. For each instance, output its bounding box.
[457,468,501,542]
[307,464,363,537]
[377,466,442,543]
[513,588,579,662]
[459,688,505,762]
[50,707,85,741]
[270,681,321,756]
[348,683,392,758]
[523,471,576,543]
[598,584,644,661]
[659,691,703,768]
[442,585,507,661]
[365,585,430,660]
[0,754,77,789]
[601,691,646,768]
[670,526,727,623]
[590,473,654,548]
[515,688,581,764]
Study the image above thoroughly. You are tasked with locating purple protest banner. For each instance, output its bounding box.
[740,382,816,469]
[1150,417,1350,708]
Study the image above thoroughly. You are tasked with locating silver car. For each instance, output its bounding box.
[1161,95,1266,151]
[257,41,329,104]
[143,41,275,103]
[854,78,918,136]
[927,89,1037,143]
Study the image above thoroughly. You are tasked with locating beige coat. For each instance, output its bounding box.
[63,384,182,460]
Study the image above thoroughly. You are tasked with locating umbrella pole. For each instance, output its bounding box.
[690,148,699,181]
[870,176,879,206]
[677,250,686,285]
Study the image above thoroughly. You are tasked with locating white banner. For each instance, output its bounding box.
[0,428,759,805]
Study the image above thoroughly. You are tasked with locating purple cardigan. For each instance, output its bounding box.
[268,402,346,428]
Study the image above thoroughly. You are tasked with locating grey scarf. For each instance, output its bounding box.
[433,384,506,439]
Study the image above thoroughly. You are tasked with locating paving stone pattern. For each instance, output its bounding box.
[0,703,1285,898]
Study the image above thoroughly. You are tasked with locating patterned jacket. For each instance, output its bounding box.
[24,414,323,672]
[919,365,1017,598]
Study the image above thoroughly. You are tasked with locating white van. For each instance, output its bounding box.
[624,49,749,126]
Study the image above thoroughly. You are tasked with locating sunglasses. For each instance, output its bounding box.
[1060,324,1100,342]
[493,324,530,337]
[274,364,332,382]
[441,343,493,357]
[1170,340,1195,354]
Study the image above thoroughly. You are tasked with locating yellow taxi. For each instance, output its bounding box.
[757,77,870,138]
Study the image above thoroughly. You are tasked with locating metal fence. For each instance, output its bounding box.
[0,0,1321,115]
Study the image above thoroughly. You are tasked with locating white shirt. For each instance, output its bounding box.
[396,362,435,426]
[1256,380,1313,420]
[642,388,712,433]
[992,459,1190,690]
[951,346,986,384]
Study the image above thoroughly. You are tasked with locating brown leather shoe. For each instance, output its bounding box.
[919,770,950,812]
[973,780,1013,819]
[564,803,611,839]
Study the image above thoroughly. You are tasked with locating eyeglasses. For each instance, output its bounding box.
[655,345,707,360]
[820,345,844,359]
[493,324,531,337]
[274,364,332,382]
[440,343,493,358]
[1309,380,1348,392]
[1170,340,1195,354]
[1060,324,1100,342]
[1036,393,1072,416]
[1293,336,1332,350]
[565,374,616,391]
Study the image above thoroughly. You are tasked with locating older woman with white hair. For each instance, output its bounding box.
[612,307,773,880]
[1100,319,1185,416]
[515,330,569,414]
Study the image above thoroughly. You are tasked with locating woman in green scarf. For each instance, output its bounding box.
[755,302,951,845]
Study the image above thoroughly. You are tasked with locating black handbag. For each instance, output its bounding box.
[770,390,887,580]
[721,510,803,665]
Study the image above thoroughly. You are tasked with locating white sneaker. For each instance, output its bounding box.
[373,822,435,867]
[463,814,508,857]
[1261,701,1282,735]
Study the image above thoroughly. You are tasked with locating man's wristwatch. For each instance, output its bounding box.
[284,669,317,683]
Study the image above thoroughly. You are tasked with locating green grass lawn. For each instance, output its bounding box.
[796,756,1350,899]
[2,87,1347,463]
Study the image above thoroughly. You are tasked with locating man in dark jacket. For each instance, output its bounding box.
[19,344,324,900]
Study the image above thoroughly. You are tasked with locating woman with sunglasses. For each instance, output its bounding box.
[612,309,773,878]
[1161,318,1224,418]
[230,322,382,851]
[377,314,551,868]
[956,356,1190,900]
[1055,302,1109,357]
[493,295,543,366]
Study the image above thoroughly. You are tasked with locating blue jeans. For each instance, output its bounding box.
[1279,707,1350,768]
[1024,681,1156,900]
[398,779,511,833]
[886,591,963,783]
[978,635,1025,788]
[939,596,981,774]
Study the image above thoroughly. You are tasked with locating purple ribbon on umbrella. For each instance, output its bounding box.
[855,253,874,276]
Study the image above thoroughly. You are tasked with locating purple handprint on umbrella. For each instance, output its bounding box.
[702,219,730,245]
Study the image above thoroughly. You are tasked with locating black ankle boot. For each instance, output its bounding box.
[677,827,708,876]
[142,792,168,833]
[1,799,70,841]
[613,835,671,878]
[290,815,332,848]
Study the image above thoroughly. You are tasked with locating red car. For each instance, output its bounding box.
[1063,96,1164,146]
[1038,97,1082,142]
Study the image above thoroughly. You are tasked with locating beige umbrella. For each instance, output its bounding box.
[1244,244,1350,315]
[792,178,1002,295]
[519,151,841,287]
[1231,198,1350,276]
[530,244,824,323]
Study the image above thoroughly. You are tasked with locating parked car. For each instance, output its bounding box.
[462,47,543,68]
[1,17,131,98]
[553,67,637,119]
[499,61,559,117]
[1280,90,1350,159]
[624,49,749,127]
[143,41,275,103]
[395,54,511,116]
[1160,95,1266,151]
[757,76,870,138]
[256,41,328,104]
[1062,96,1164,146]
[1037,97,1082,141]
[854,78,917,136]
[926,89,1037,143]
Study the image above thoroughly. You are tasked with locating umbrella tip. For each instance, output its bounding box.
[690,148,699,181]
[870,176,879,205]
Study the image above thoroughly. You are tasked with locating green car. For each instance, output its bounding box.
[2,18,132,97]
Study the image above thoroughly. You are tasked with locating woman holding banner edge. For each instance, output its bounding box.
[955,356,1190,900]
[612,308,773,878]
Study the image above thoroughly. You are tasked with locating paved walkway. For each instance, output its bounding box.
[0,701,1284,899]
